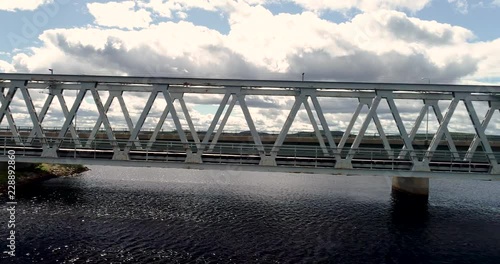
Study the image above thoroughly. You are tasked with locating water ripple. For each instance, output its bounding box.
[1,166,499,263]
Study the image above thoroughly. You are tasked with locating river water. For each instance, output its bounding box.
[1,166,499,263]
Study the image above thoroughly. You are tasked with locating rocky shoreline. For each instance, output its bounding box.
[0,163,89,194]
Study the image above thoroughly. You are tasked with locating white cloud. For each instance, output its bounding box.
[0,0,53,11]
[291,0,431,12]
[10,7,485,83]
[176,11,188,19]
[448,0,469,14]
[493,0,500,6]
[0,60,15,72]
[87,1,152,29]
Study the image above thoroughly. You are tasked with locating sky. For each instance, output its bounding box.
[0,0,499,136]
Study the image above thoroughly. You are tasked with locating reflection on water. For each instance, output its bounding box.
[1,166,499,263]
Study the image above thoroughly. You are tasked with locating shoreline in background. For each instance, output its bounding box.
[0,163,89,195]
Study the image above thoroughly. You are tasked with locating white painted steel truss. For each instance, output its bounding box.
[0,74,499,175]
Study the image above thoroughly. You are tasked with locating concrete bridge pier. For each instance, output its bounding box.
[391,177,429,208]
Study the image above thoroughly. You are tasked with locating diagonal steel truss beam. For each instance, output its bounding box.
[53,84,88,149]
[26,92,54,144]
[87,91,141,149]
[158,85,191,152]
[310,96,341,160]
[270,95,304,157]
[17,81,47,148]
[123,86,160,153]
[303,98,329,156]
[346,95,382,162]
[55,90,82,147]
[178,96,201,149]
[385,94,418,163]
[398,102,428,158]
[465,102,500,160]
[428,100,459,160]
[364,98,393,159]
[463,99,498,171]
[202,89,265,157]
[89,83,119,152]
[238,93,265,156]
[208,96,237,152]
[0,87,22,145]
[198,93,232,154]
[338,102,363,150]
[423,95,462,163]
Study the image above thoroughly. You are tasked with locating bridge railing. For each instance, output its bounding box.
[3,126,496,142]
[1,135,497,174]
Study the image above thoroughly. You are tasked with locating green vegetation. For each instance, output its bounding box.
[35,163,88,176]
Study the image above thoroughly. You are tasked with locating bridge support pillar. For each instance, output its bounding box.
[41,146,58,158]
[334,160,353,169]
[391,177,429,203]
[112,150,129,161]
[185,153,202,164]
[259,156,277,166]
[491,165,500,175]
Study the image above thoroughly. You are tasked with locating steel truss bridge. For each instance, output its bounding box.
[0,73,499,179]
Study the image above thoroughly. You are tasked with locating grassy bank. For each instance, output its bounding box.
[0,163,89,187]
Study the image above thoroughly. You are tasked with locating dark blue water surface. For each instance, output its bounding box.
[1,166,499,263]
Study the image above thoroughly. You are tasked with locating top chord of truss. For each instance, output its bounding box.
[1,73,499,94]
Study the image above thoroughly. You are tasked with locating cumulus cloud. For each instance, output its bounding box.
[10,6,488,83]
[87,1,152,29]
[0,0,53,11]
